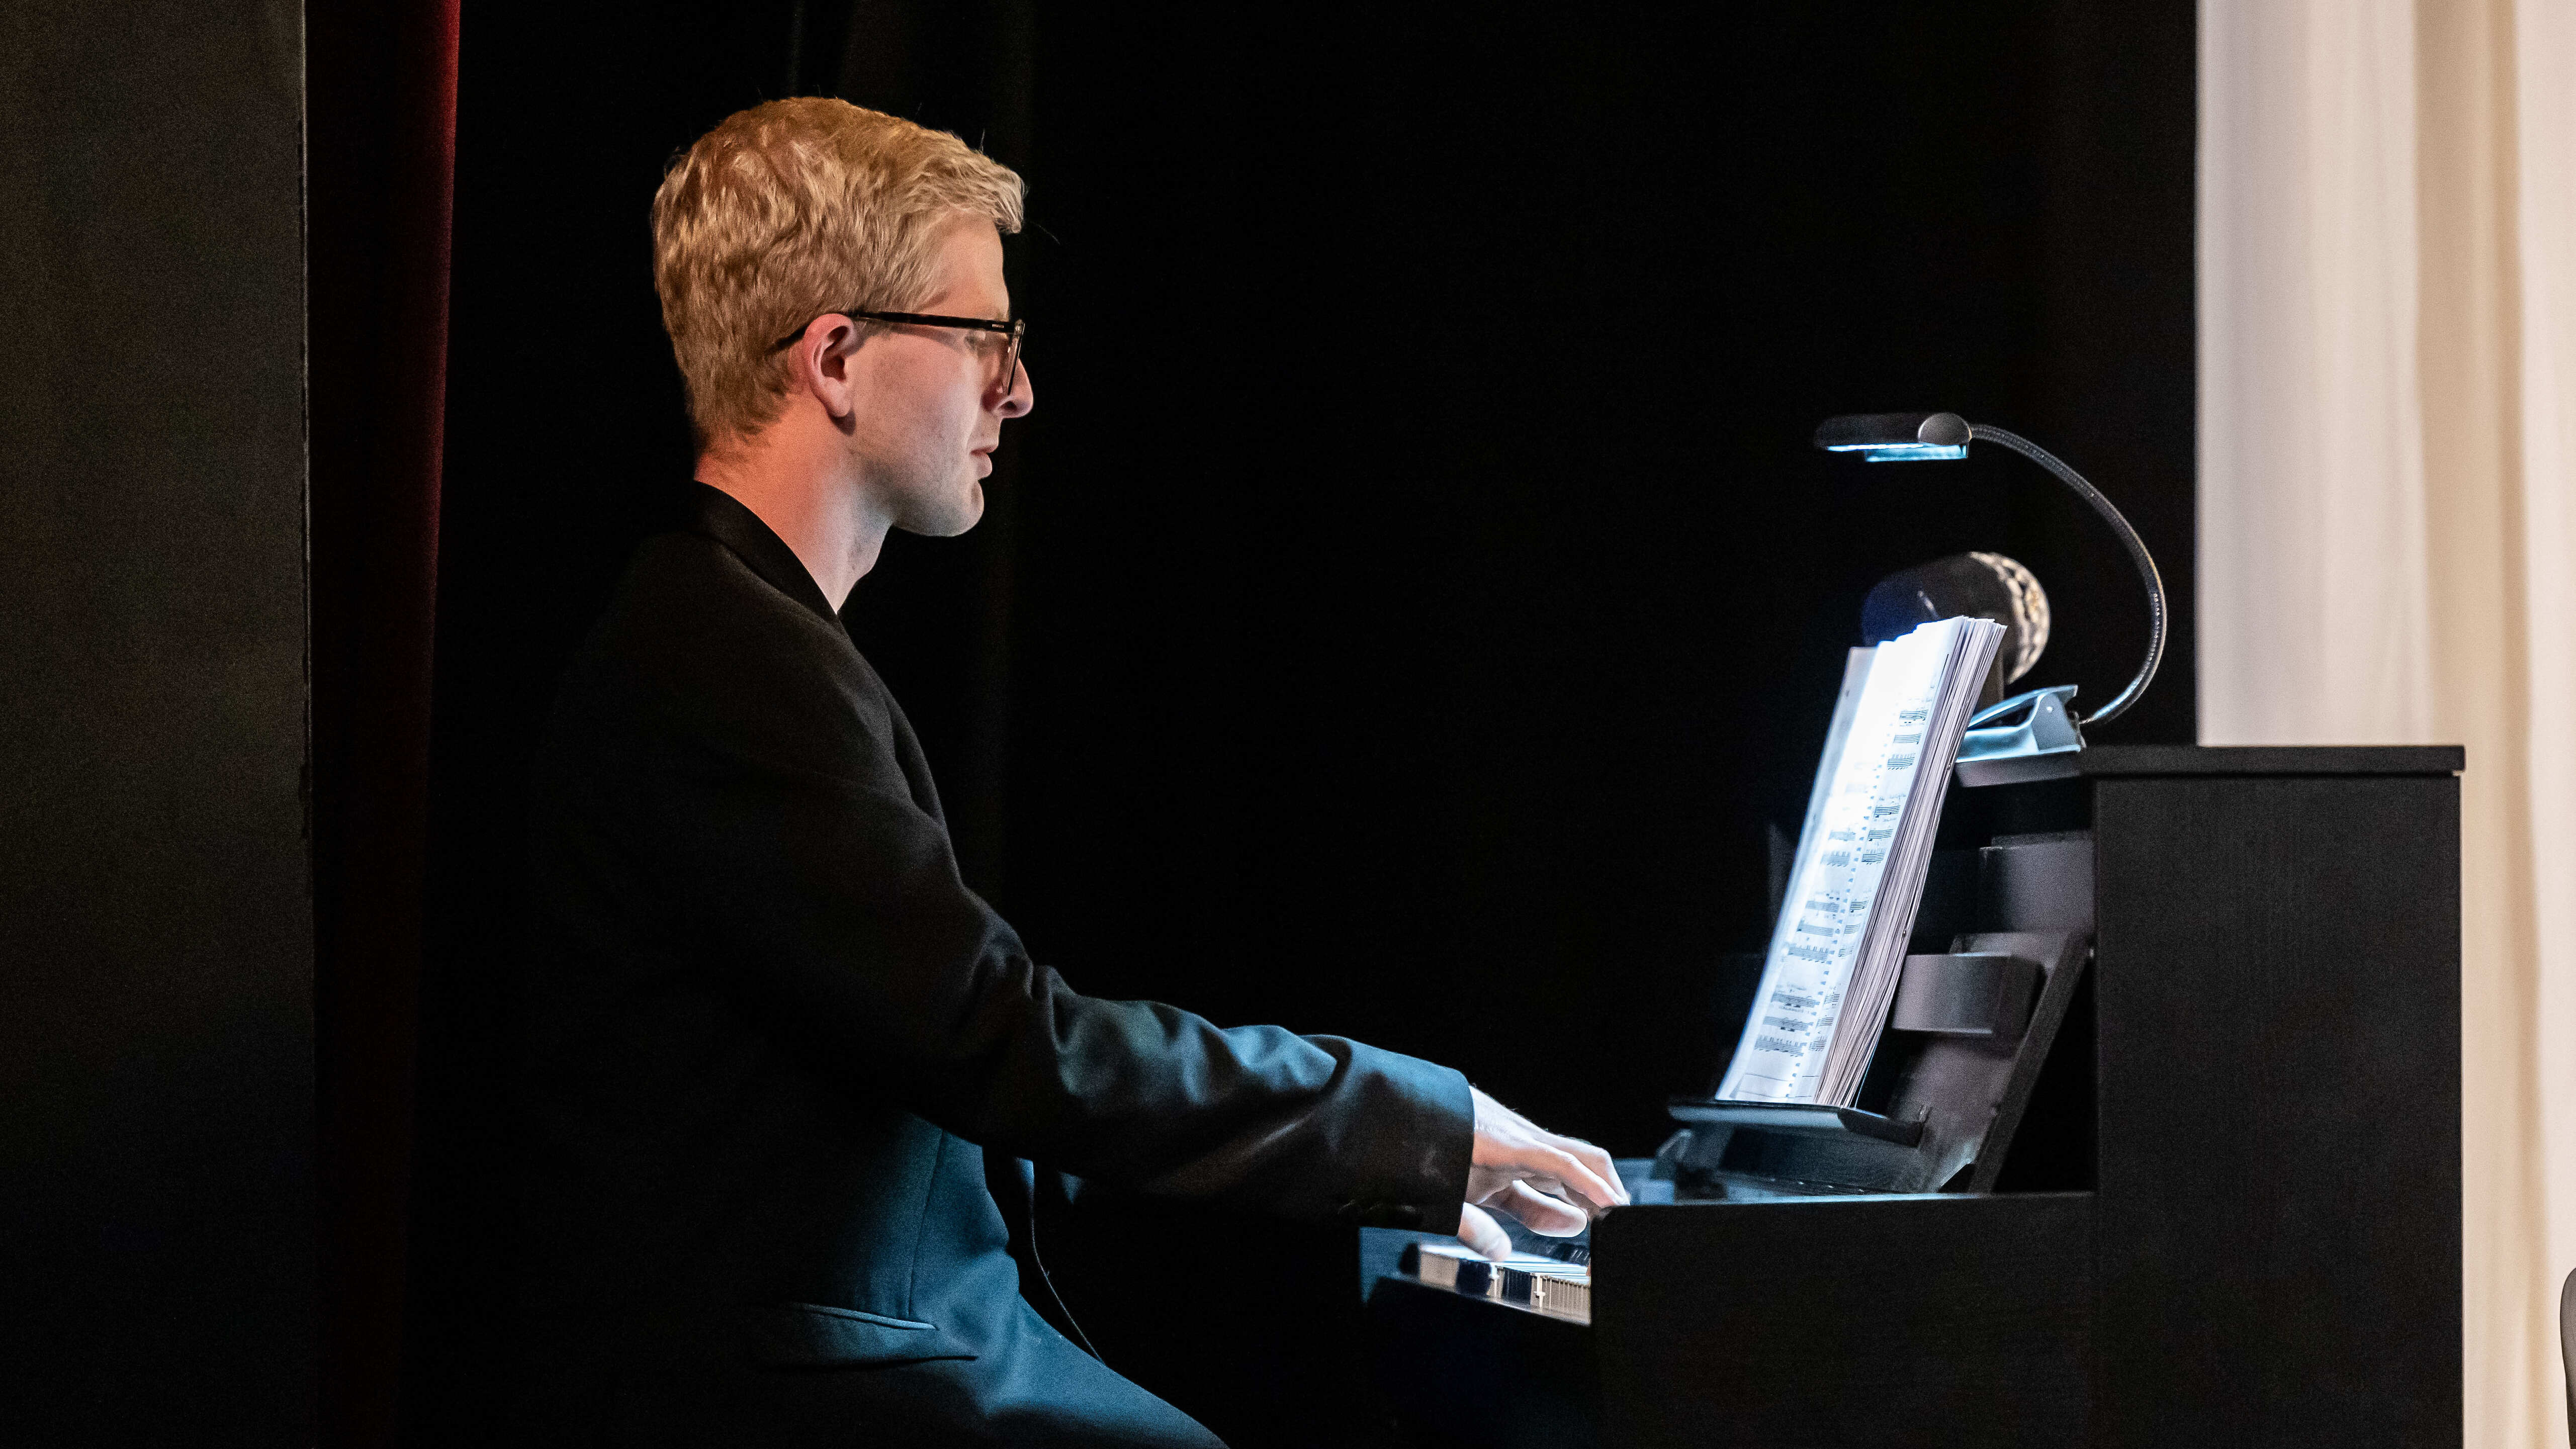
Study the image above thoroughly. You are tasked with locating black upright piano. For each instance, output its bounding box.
[1364,745,2462,1448]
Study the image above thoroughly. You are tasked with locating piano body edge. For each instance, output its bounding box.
[1592,1191,2091,1447]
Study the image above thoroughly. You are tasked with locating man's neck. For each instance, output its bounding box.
[694,406,888,611]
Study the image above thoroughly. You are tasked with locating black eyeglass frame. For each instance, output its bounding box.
[768,309,1025,392]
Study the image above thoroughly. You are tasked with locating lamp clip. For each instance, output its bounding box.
[1956,685,2084,787]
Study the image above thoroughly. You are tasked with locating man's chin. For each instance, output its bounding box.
[896,484,985,539]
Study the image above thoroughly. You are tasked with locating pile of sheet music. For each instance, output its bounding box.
[1715,616,2006,1107]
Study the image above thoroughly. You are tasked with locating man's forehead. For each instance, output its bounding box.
[926,217,1011,317]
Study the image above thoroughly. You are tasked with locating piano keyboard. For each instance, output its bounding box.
[1400,1241,1592,1324]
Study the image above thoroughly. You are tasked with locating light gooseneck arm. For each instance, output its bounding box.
[1965,423,2165,729]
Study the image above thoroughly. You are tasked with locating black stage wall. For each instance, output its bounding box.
[0,1,313,1442]
[410,3,2193,1442]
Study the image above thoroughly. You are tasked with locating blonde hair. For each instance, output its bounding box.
[651,98,1025,448]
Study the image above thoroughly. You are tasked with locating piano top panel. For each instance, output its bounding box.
[2075,744,2462,776]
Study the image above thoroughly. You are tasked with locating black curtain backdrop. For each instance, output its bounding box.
[407,4,2193,1443]
[2,3,310,1442]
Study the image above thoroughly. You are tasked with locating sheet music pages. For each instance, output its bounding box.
[1716,617,2006,1106]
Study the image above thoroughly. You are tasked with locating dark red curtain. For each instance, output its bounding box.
[308,0,461,1443]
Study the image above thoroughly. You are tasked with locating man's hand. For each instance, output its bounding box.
[1456,1085,1629,1260]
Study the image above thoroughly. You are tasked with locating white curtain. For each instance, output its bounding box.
[2201,1,2576,1445]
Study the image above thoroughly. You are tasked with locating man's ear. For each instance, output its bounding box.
[788,316,864,425]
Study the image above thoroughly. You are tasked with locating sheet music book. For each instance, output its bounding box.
[1715,617,2007,1108]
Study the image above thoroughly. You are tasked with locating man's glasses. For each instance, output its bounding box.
[769,309,1026,393]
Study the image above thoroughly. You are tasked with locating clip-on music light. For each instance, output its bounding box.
[1814,411,2168,785]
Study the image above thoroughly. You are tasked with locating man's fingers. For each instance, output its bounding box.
[1463,1085,1630,1214]
[1522,1133,1623,1208]
[1463,1146,1629,1218]
[1569,1139,1627,1206]
[1495,1180,1587,1238]
[1457,1202,1513,1261]
[1519,1143,1625,1216]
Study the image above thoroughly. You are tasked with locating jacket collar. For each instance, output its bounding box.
[688,482,840,625]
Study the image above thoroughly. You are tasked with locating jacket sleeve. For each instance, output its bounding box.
[587,636,1474,1233]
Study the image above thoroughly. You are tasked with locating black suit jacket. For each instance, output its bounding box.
[514,486,1473,1446]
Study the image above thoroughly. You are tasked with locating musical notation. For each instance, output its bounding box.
[1716,618,2005,1106]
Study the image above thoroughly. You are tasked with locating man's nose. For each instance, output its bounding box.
[998,358,1033,419]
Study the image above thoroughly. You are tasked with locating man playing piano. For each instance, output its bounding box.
[513,97,1626,1447]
